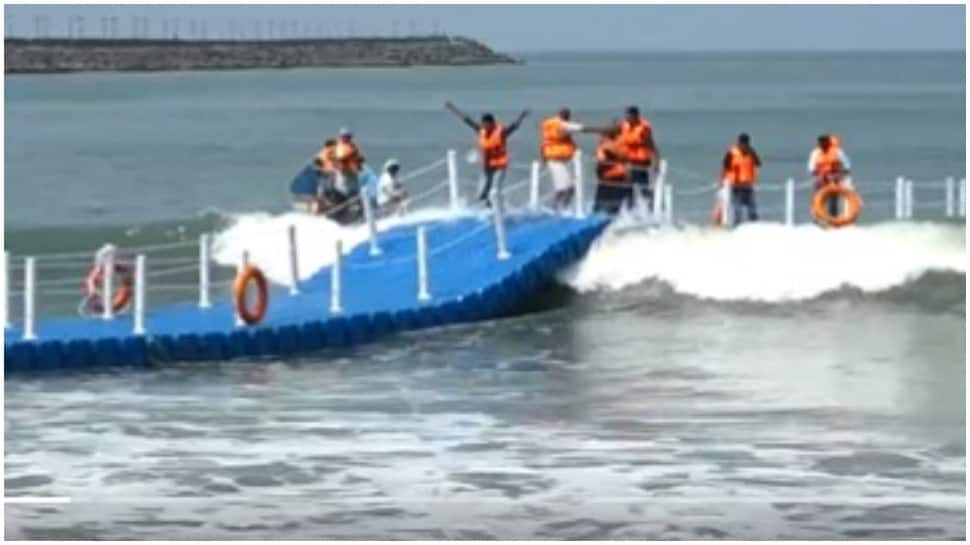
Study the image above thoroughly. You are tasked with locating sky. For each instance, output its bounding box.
[4,4,965,52]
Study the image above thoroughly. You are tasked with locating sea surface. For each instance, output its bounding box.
[4,51,966,539]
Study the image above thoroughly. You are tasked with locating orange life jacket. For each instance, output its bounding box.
[724,145,758,186]
[596,138,627,183]
[479,125,508,170]
[620,118,653,165]
[813,146,843,178]
[540,116,577,161]
[316,143,337,172]
[335,140,360,173]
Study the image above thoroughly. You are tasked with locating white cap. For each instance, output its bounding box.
[94,244,117,265]
[384,158,400,171]
[338,127,352,137]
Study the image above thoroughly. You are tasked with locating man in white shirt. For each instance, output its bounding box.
[807,134,852,216]
[541,108,588,211]
[807,134,851,185]
[377,159,407,215]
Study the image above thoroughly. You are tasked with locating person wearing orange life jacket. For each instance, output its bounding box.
[618,106,661,207]
[445,101,529,207]
[333,128,365,199]
[808,134,852,217]
[312,138,338,196]
[593,125,632,214]
[541,108,587,211]
[721,133,762,225]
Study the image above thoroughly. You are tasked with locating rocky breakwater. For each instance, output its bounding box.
[4,35,517,74]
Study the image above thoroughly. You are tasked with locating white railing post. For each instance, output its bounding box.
[945,176,955,217]
[633,183,648,220]
[447,149,459,211]
[2,251,9,329]
[529,160,541,211]
[720,185,732,227]
[198,233,211,308]
[287,224,301,294]
[651,161,666,220]
[663,184,673,224]
[360,195,381,257]
[904,178,914,219]
[23,257,36,341]
[330,240,343,314]
[101,249,115,320]
[492,187,511,261]
[894,177,905,220]
[959,178,966,218]
[133,254,146,335]
[573,151,585,218]
[416,226,431,302]
[785,178,795,226]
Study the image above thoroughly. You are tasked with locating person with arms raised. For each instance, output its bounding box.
[445,101,529,207]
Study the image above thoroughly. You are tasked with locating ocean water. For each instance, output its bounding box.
[4,52,966,539]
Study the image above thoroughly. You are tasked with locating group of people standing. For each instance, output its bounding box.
[444,102,853,225]
[303,104,853,227]
[716,132,851,225]
[445,102,661,215]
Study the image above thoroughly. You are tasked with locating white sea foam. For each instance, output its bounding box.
[559,220,966,302]
[210,206,477,284]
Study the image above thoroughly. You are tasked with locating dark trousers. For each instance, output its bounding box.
[594,184,633,215]
[630,166,652,207]
[731,186,758,225]
[478,168,506,202]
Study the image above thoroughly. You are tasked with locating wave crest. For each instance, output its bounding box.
[558,221,966,302]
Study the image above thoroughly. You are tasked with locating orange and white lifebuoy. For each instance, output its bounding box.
[83,263,133,313]
[234,264,269,326]
[812,184,862,228]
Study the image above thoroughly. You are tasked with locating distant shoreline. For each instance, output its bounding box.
[4,35,518,74]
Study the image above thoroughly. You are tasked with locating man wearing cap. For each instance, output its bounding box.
[378,158,408,215]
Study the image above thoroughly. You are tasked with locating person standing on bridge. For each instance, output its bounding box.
[721,133,762,225]
[593,125,631,214]
[540,108,589,211]
[618,106,661,208]
[808,134,852,217]
[445,101,530,208]
[334,128,364,201]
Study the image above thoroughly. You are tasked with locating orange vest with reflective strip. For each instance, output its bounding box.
[479,125,508,169]
[335,141,360,173]
[541,116,577,161]
[725,145,758,186]
[620,118,653,165]
[813,146,842,177]
[596,138,627,182]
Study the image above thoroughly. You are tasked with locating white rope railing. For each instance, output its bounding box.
[398,157,447,183]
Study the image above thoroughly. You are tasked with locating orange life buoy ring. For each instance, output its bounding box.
[83,263,133,313]
[234,264,269,326]
[812,184,862,228]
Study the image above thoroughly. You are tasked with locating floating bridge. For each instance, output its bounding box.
[4,151,609,374]
[4,149,965,375]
